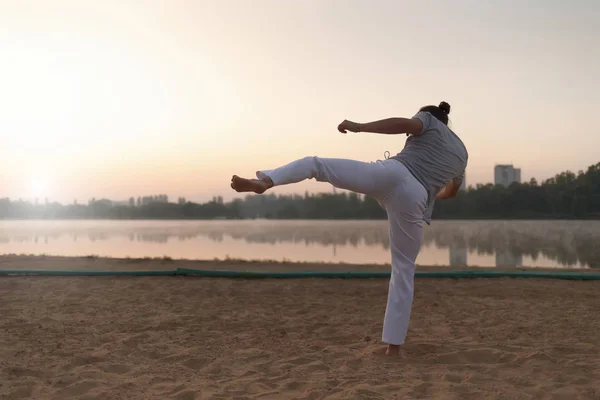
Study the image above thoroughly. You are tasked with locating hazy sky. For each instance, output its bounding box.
[1,0,599,203]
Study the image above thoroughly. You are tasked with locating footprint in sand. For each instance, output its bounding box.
[149,376,176,386]
[165,384,188,396]
[442,372,464,383]
[58,380,99,397]
[103,364,131,374]
[7,386,33,399]
[123,333,151,348]
[173,390,197,400]
[431,348,518,365]
[5,367,43,378]
[285,381,306,391]
[64,355,103,369]
[184,358,207,370]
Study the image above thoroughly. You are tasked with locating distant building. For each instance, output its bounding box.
[494,164,521,187]
[139,195,169,206]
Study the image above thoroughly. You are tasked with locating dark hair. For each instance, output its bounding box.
[419,101,451,125]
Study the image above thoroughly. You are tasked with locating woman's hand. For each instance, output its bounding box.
[337,120,361,134]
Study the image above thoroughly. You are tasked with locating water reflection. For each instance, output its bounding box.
[430,221,599,269]
[0,220,598,268]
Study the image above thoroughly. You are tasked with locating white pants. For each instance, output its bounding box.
[257,156,428,345]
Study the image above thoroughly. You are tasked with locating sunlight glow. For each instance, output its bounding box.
[0,1,598,202]
[29,178,49,200]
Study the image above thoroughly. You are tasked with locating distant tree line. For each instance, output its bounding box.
[1,162,599,220]
[434,162,600,219]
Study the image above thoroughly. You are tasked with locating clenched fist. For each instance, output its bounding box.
[337,120,361,134]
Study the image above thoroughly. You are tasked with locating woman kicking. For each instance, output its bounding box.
[230,101,468,356]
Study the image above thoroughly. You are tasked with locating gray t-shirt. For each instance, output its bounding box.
[391,111,468,224]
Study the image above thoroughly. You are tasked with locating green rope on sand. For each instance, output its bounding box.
[0,270,176,276]
[0,268,599,280]
[176,268,600,280]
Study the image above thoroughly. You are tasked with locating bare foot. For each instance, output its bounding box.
[386,344,406,358]
[230,175,273,194]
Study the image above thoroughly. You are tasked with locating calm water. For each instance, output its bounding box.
[1,220,599,269]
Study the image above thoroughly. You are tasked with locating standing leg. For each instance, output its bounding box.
[232,156,401,201]
[380,170,428,354]
[381,211,424,348]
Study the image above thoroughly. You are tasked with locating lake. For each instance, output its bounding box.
[0,220,599,269]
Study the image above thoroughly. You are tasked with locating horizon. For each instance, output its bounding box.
[2,0,599,204]
[3,160,596,205]
[1,156,596,206]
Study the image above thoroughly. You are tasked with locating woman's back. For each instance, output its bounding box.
[391,110,468,222]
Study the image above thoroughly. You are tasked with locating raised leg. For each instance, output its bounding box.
[232,156,403,201]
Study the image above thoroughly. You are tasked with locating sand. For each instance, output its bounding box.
[1,257,600,399]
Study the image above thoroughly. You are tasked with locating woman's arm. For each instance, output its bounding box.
[435,177,463,200]
[338,117,423,135]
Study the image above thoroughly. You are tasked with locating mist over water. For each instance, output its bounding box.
[1,220,598,269]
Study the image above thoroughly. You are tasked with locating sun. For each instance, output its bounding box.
[29,178,49,199]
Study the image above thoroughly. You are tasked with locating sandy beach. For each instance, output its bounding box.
[1,256,600,399]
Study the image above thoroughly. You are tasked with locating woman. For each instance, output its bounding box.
[230,101,468,356]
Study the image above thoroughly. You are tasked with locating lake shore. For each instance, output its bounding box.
[2,255,600,399]
[0,254,597,273]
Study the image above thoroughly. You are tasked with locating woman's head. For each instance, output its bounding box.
[419,101,451,125]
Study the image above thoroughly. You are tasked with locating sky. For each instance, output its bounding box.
[1,0,599,203]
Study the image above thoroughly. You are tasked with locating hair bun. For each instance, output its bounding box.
[438,101,451,115]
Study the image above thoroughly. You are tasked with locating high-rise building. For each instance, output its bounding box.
[494,164,521,187]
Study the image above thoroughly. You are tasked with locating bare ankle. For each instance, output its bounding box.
[385,344,404,356]
[261,177,274,188]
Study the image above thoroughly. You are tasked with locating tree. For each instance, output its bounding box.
[529,178,538,186]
